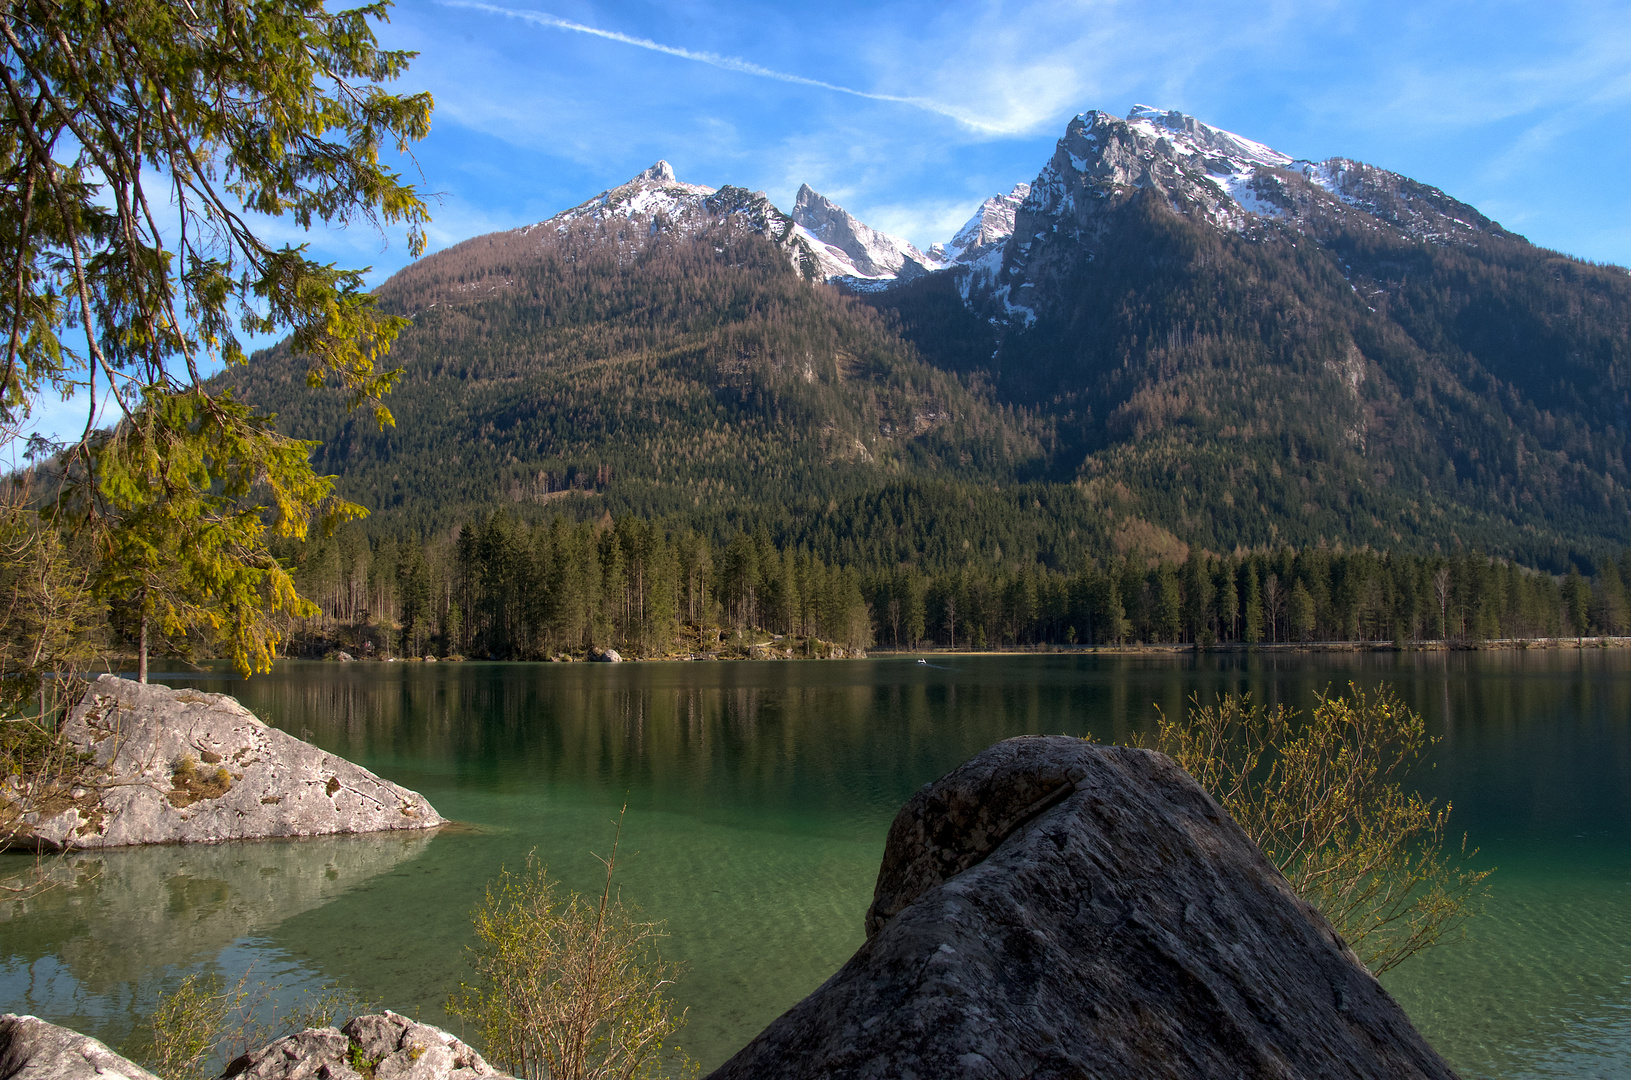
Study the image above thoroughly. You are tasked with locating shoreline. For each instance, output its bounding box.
[104,635,1631,673]
[869,636,1631,657]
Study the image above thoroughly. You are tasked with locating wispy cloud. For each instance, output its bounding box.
[437,0,1027,134]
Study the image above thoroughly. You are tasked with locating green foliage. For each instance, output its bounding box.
[90,387,362,677]
[0,475,101,857]
[135,972,374,1080]
[141,971,253,1080]
[448,832,691,1080]
[1153,684,1492,975]
[287,502,1626,660]
[1,0,432,682]
[1,0,430,424]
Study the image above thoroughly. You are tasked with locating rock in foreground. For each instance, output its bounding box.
[224,1013,512,1080]
[0,1014,159,1080]
[708,736,1459,1080]
[13,676,443,849]
[0,1013,511,1080]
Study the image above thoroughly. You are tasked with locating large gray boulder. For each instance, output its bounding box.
[222,1013,512,1080]
[0,1014,159,1080]
[12,676,442,849]
[707,736,1460,1080]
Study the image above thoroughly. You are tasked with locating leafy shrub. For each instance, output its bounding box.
[1154,682,1491,974]
[449,821,691,1080]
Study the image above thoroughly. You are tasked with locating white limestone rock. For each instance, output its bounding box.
[222,1014,511,1080]
[13,676,442,849]
[0,1014,159,1080]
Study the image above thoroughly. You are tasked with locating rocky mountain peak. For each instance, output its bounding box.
[638,159,677,183]
[963,103,1515,328]
[1124,104,1292,171]
[791,185,940,284]
[931,183,1032,268]
[511,160,818,280]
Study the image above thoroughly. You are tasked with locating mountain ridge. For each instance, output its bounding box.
[224,104,1631,573]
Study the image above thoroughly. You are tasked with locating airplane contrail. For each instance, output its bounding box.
[439,0,1010,134]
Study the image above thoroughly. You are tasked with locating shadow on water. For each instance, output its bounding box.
[2,650,1628,1076]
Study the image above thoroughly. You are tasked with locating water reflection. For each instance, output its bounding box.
[0,831,437,1032]
[2,651,1627,1077]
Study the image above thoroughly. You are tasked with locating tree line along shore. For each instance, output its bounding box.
[263,510,1631,663]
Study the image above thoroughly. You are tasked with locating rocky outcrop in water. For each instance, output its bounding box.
[9,676,443,850]
[0,1014,159,1080]
[223,1013,511,1080]
[707,735,1459,1080]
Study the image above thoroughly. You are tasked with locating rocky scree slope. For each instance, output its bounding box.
[789,184,942,286]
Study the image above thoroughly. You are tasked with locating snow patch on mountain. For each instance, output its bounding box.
[791,185,942,283]
[932,184,1032,266]
[964,104,1517,331]
[516,160,820,278]
[530,159,719,233]
[1125,104,1291,172]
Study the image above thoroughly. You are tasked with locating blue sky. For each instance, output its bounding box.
[337,0,1631,281]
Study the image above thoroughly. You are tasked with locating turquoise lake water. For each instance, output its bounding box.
[2,650,1628,1077]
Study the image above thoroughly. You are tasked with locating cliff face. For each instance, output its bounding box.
[707,736,1458,1080]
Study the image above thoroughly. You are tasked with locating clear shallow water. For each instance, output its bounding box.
[2,651,1628,1077]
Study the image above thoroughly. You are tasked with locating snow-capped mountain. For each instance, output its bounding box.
[790,185,941,285]
[513,162,1034,293]
[518,159,821,278]
[929,184,1031,267]
[505,109,1518,322]
[978,104,1513,326]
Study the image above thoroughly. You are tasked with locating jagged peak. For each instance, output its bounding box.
[789,184,935,282]
[637,160,677,183]
[934,183,1032,267]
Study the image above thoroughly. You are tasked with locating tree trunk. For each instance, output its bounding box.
[138,611,148,684]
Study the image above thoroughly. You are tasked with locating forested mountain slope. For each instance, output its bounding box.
[228,210,1043,540]
[867,109,1631,571]
[227,109,1631,575]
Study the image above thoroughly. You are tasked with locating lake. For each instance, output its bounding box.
[3,650,1629,1078]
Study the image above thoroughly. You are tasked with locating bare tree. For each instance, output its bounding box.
[1432,567,1451,640]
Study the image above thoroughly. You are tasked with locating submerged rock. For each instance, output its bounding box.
[0,1014,159,1080]
[707,735,1459,1080]
[11,676,443,849]
[223,1013,511,1080]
